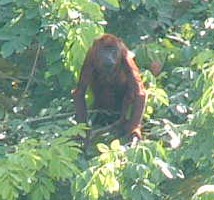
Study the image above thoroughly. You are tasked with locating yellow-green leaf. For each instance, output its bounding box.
[110,139,121,151]
[89,184,99,200]
[97,143,109,153]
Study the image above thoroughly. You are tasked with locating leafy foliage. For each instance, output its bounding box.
[0,0,214,199]
[73,139,170,200]
[0,125,82,200]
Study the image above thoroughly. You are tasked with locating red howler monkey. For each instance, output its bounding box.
[73,34,146,139]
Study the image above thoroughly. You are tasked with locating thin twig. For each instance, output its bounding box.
[166,34,190,46]
[25,109,119,126]
[90,120,121,138]
[25,112,75,126]
[23,45,41,94]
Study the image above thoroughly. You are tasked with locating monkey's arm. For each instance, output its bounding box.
[72,48,94,123]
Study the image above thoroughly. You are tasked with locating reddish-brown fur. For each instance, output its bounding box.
[73,34,146,138]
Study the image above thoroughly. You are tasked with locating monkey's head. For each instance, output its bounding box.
[94,34,124,74]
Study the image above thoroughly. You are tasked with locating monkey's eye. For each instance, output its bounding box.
[110,48,117,53]
[104,46,117,51]
[106,46,118,53]
[100,47,117,54]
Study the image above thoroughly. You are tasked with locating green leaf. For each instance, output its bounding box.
[105,0,120,8]
[97,143,109,153]
[1,41,14,58]
[156,142,167,159]
[107,175,120,193]
[0,0,13,5]
[0,180,19,200]
[148,87,169,106]
[31,179,55,200]
[62,124,87,138]
[125,104,134,120]
[75,0,104,21]
[110,139,121,151]
[25,7,39,19]
[49,158,61,178]
[191,50,214,68]
[48,63,63,76]
[89,184,99,200]
[0,30,14,41]
[100,152,111,163]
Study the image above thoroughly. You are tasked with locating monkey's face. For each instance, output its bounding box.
[97,45,121,74]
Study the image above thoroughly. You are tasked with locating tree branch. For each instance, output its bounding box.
[23,45,41,94]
